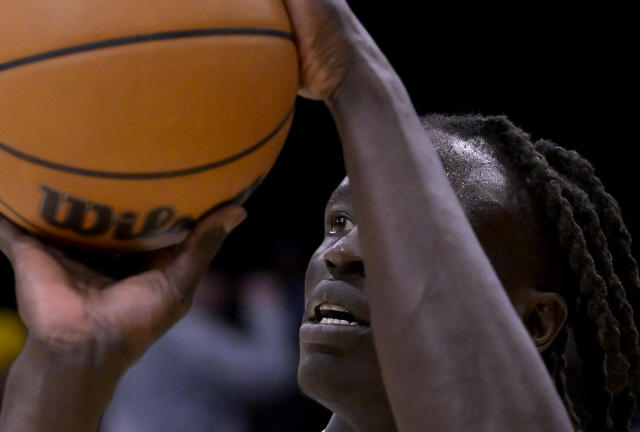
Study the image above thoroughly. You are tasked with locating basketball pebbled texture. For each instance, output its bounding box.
[0,0,298,251]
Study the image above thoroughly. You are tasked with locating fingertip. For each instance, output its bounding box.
[197,204,247,235]
[178,204,246,257]
[162,206,246,299]
[0,215,22,259]
[221,206,247,233]
[0,214,17,233]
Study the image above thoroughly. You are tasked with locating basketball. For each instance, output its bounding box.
[0,0,298,251]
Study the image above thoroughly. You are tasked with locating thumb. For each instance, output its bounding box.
[99,205,247,352]
[161,204,247,305]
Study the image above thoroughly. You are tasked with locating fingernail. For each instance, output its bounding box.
[223,207,247,232]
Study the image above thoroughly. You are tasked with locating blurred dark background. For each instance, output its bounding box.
[1,3,637,431]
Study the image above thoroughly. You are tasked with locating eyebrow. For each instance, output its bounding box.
[329,181,350,203]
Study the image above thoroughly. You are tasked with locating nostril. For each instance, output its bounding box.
[325,259,365,278]
[325,260,337,270]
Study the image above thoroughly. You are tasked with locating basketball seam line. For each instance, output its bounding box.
[0,27,294,73]
[0,106,294,179]
[0,196,48,235]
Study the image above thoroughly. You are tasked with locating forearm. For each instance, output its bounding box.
[0,339,119,432]
[327,31,572,432]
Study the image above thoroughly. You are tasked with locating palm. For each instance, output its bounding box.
[12,240,102,343]
[10,235,173,364]
[0,204,244,368]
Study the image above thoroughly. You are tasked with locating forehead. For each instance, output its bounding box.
[328,133,522,222]
[327,177,351,206]
[430,130,513,215]
[325,134,555,290]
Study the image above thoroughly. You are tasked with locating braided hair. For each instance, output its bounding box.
[422,113,640,432]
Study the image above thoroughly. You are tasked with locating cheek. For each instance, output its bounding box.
[305,249,327,290]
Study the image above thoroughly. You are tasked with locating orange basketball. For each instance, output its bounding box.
[0,0,298,252]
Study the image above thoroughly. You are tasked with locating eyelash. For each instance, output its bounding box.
[327,213,355,235]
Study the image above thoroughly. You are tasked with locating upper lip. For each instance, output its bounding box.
[305,279,370,326]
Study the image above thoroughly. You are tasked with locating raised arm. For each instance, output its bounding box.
[284,1,573,430]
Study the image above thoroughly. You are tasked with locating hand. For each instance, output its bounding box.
[0,205,246,373]
[283,0,372,101]
[0,206,246,431]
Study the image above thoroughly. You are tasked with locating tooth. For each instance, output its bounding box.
[318,317,357,326]
[349,322,358,326]
[319,304,350,313]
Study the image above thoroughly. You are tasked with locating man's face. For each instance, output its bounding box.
[298,133,561,420]
[298,177,389,416]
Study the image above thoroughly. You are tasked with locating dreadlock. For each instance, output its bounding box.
[421,113,640,432]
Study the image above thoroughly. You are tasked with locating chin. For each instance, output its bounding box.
[297,346,387,414]
[299,351,356,407]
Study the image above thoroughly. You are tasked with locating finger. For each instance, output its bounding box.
[162,204,246,301]
[0,216,73,289]
[0,224,87,324]
[46,246,115,290]
[98,205,246,349]
[2,224,115,292]
[0,215,24,263]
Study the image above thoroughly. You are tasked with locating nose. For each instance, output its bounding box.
[324,227,365,278]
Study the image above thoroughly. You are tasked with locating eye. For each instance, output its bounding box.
[328,213,355,235]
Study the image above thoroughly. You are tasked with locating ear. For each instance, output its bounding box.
[522,291,568,353]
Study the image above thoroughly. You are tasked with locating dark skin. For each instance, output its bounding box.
[0,205,246,432]
[289,1,572,429]
[0,1,574,431]
[300,134,570,431]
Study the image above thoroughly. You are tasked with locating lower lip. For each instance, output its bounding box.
[299,322,370,350]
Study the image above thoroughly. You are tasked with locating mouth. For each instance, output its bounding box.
[310,302,370,327]
[300,281,370,349]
